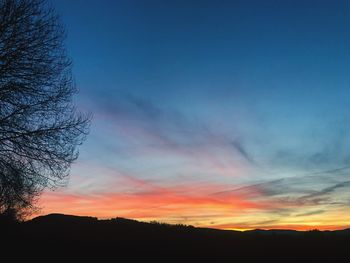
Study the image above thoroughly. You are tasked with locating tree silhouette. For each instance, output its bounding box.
[0,0,90,220]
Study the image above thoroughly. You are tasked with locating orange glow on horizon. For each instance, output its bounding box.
[34,186,350,231]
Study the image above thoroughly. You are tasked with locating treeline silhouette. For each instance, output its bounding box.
[3,214,349,261]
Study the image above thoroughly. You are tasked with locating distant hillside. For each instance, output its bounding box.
[3,214,350,261]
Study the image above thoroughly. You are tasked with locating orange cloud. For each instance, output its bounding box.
[35,168,350,231]
[36,179,266,225]
[36,184,350,231]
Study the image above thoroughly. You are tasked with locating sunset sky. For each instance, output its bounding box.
[39,0,350,230]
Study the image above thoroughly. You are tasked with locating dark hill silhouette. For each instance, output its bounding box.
[30,213,98,224]
[3,214,350,261]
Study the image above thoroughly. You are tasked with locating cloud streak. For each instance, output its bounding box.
[88,93,258,179]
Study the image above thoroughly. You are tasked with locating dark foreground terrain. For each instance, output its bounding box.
[3,214,350,261]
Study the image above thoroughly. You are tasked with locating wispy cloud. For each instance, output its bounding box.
[39,178,264,223]
[295,210,325,217]
[87,93,257,179]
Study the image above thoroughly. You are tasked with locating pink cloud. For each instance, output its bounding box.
[36,178,266,223]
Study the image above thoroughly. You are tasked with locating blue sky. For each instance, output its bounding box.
[41,0,350,230]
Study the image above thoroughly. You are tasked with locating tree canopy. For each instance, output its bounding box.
[0,0,90,220]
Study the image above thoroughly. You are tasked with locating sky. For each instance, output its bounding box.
[39,0,350,230]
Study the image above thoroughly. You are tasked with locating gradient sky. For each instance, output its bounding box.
[39,0,350,230]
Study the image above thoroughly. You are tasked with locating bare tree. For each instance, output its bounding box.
[0,0,90,221]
